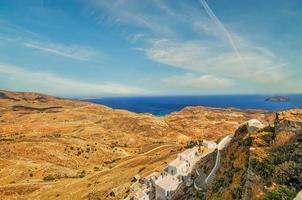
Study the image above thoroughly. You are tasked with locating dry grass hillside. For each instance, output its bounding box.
[0,90,271,200]
[206,109,302,200]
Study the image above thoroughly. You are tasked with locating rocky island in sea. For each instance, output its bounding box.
[265,96,290,102]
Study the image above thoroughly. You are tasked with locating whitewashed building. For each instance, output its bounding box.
[178,147,199,163]
[167,158,189,177]
[154,174,180,200]
[125,147,200,200]
[126,173,160,200]
[132,189,149,200]
[144,172,161,186]
[167,147,198,178]
[202,140,217,149]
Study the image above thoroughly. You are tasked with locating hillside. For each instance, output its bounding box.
[0,90,272,200]
[205,109,302,200]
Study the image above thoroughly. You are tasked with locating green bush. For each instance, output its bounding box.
[43,175,56,181]
[212,178,225,192]
[263,186,296,200]
[232,187,243,200]
[251,159,274,182]
[274,161,302,185]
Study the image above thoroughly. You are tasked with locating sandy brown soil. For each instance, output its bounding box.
[0,90,273,199]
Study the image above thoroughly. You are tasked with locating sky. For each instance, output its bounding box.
[0,0,302,97]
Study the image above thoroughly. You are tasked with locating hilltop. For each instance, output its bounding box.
[0,90,272,200]
[189,109,301,200]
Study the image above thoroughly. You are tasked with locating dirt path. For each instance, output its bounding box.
[25,143,181,199]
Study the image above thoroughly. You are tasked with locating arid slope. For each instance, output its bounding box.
[0,90,271,199]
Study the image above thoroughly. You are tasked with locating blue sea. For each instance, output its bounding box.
[87,95,302,116]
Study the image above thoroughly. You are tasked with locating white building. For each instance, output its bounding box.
[167,147,199,178]
[154,147,199,199]
[126,173,160,200]
[178,147,199,163]
[144,172,161,186]
[126,147,200,200]
[154,174,180,200]
[167,159,189,177]
[132,189,149,200]
[202,140,217,149]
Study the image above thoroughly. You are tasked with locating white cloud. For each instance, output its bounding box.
[88,0,176,37]
[0,19,40,38]
[199,0,243,65]
[143,40,289,84]
[88,1,301,93]
[23,42,104,62]
[163,74,234,90]
[0,63,147,97]
[0,19,106,63]
[0,20,105,63]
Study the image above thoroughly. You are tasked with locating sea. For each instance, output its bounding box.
[86,95,302,116]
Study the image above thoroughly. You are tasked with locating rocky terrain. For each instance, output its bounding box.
[0,90,272,200]
[178,109,302,200]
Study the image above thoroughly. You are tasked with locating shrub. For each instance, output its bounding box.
[94,166,100,171]
[263,186,296,200]
[232,187,243,199]
[212,178,225,192]
[252,132,274,147]
[274,161,302,187]
[53,133,61,137]
[251,148,275,182]
[251,158,274,182]
[244,137,253,146]
[138,167,146,173]
[43,175,56,181]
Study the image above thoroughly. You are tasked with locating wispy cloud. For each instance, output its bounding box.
[0,63,147,97]
[143,40,288,81]
[0,19,105,63]
[141,38,301,93]
[22,42,104,62]
[199,0,244,65]
[163,73,234,90]
[88,0,177,37]
[0,19,40,38]
[1,1,300,95]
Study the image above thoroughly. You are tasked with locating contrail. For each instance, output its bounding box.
[199,0,244,65]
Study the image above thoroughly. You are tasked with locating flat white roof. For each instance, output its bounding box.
[133,189,147,198]
[179,147,198,157]
[155,174,179,191]
[203,140,217,144]
[145,171,161,179]
[168,158,187,168]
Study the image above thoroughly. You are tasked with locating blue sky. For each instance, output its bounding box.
[0,0,301,97]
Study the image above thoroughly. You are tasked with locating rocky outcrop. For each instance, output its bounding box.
[206,109,302,200]
[246,119,265,133]
[275,109,302,135]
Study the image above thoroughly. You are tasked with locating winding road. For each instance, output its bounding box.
[204,135,233,185]
[194,135,233,190]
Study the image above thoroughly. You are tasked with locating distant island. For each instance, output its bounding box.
[265,96,290,102]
